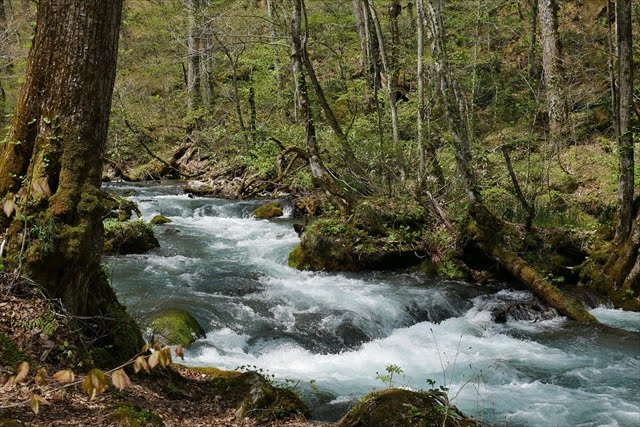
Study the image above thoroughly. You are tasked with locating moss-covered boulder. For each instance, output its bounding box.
[209,371,310,422]
[103,220,159,255]
[338,388,475,427]
[149,309,205,346]
[289,197,434,272]
[150,215,172,225]
[108,402,163,426]
[254,201,283,219]
[0,419,23,427]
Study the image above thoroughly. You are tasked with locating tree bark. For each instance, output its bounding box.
[290,0,352,213]
[614,0,634,241]
[367,0,406,181]
[187,0,202,112]
[0,0,143,357]
[538,0,567,148]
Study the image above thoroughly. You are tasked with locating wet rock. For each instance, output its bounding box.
[338,388,475,427]
[150,215,172,225]
[253,201,283,219]
[208,371,310,422]
[149,309,205,346]
[103,220,159,255]
[163,228,181,235]
[490,296,557,323]
[103,193,142,222]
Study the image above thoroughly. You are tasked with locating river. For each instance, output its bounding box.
[104,182,640,426]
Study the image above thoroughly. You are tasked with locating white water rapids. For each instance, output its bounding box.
[105,182,640,426]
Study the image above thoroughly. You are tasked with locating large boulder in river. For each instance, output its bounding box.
[289,197,434,272]
[103,220,159,255]
[208,371,310,422]
[149,309,205,346]
[254,201,283,219]
[338,388,475,427]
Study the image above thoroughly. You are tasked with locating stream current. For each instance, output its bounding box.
[105,182,640,426]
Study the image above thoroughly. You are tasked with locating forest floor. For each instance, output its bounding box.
[0,276,331,427]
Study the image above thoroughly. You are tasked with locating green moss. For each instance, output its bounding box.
[103,220,159,255]
[0,333,30,369]
[254,201,283,219]
[149,309,205,346]
[108,402,163,426]
[0,419,23,427]
[150,215,172,225]
[208,371,310,422]
[173,364,239,380]
[338,388,475,427]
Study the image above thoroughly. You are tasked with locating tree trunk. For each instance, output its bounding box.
[538,0,567,148]
[352,0,369,74]
[528,0,538,77]
[266,0,283,92]
[614,0,634,241]
[290,0,352,213]
[367,0,406,181]
[187,0,201,112]
[300,41,367,180]
[0,0,143,360]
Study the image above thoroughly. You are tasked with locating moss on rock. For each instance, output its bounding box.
[338,388,475,427]
[103,220,159,255]
[288,197,434,272]
[150,215,172,225]
[149,309,205,346]
[254,201,284,219]
[208,371,310,422]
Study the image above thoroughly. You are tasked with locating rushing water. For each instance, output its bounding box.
[104,182,640,426]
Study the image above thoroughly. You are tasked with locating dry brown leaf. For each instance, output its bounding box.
[176,345,185,360]
[111,369,130,391]
[15,361,29,383]
[53,369,75,384]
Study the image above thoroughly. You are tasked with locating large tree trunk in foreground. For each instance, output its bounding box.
[423,0,596,322]
[0,0,142,362]
[614,0,635,242]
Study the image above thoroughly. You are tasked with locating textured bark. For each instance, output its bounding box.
[614,0,635,241]
[290,0,352,213]
[538,0,567,148]
[187,0,201,112]
[352,0,369,74]
[0,1,144,356]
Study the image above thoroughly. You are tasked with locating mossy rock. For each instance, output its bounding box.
[209,371,310,422]
[254,201,283,219]
[149,309,205,346]
[0,333,30,369]
[103,220,160,255]
[108,402,163,426]
[338,388,475,427]
[0,419,22,427]
[288,197,434,272]
[150,215,172,225]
